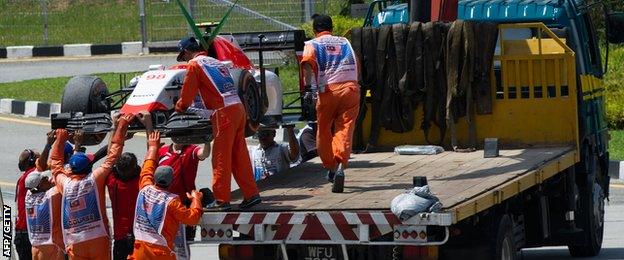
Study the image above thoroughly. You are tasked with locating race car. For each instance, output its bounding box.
[51,30,306,146]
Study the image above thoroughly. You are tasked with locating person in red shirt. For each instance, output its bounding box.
[104,113,151,260]
[174,37,260,210]
[15,131,53,260]
[158,140,209,239]
[106,152,140,260]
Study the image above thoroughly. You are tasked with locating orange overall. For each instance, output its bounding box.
[129,145,203,260]
[301,31,361,170]
[175,53,259,203]
[28,189,65,260]
[50,123,128,260]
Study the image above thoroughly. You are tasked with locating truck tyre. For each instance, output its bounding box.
[232,69,262,136]
[60,75,110,113]
[568,154,604,257]
[492,215,518,260]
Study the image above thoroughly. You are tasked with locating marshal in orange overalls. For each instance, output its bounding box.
[26,188,64,260]
[50,116,132,260]
[301,31,361,171]
[175,52,259,204]
[129,132,203,260]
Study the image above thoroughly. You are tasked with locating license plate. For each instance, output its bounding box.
[301,245,341,260]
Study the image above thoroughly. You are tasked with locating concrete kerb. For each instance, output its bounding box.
[609,161,624,181]
[1,41,177,59]
[0,99,60,118]
[7,46,34,59]
[122,41,143,55]
[63,43,92,57]
[24,101,40,117]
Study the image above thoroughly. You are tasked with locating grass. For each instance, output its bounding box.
[1,0,139,46]
[604,46,624,129]
[0,0,344,46]
[610,130,624,161]
[0,72,140,103]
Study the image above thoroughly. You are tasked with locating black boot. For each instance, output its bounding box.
[332,164,345,193]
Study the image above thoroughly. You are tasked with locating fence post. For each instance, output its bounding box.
[139,0,148,53]
[303,0,313,21]
[189,0,196,19]
[40,0,48,46]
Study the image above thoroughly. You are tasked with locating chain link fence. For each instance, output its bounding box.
[0,0,140,46]
[146,0,341,42]
[0,0,344,47]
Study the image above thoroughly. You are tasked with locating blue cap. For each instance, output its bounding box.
[69,153,90,174]
[177,37,200,62]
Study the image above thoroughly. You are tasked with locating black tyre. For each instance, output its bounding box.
[568,153,605,257]
[61,75,110,114]
[491,215,518,260]
[60,76,110,145]
[231,69,262,136]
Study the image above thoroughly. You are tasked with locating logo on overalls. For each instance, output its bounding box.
[217,66,230,78]
[27,207,35,217]
[326,45,341,55]
[69,198,86,212]
[145,203,154,214]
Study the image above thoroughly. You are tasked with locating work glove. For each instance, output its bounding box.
[300,85,317,122]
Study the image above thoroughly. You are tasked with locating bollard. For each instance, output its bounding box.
[413,176,428,187]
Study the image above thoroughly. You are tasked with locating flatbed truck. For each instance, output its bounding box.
[197,0,624,259]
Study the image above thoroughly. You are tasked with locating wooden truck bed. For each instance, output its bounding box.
[231,146,577,224]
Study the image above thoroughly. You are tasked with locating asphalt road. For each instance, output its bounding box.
[521,189,624,259]
[0,114,622,260]
[0,54,178,83]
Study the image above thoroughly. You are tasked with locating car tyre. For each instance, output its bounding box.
[61,75,110,114]
[60,75,110,145]
[231,69,262,136]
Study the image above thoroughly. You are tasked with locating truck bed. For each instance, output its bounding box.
[231,146,575,222]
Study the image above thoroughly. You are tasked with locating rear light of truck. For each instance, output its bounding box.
[403,245,438,259]
[393,225,427,242]
[219,244,254,260]
[201,225,234,241]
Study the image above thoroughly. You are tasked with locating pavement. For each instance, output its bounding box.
[0,54,178,83]
[0,114,622,259]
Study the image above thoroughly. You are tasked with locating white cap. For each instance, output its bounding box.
[25,170,51,190]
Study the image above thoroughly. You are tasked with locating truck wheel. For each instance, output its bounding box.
[60,75,110,113]
[492,215,518,260]
[232,69,262,136]
[568,155,604,257]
